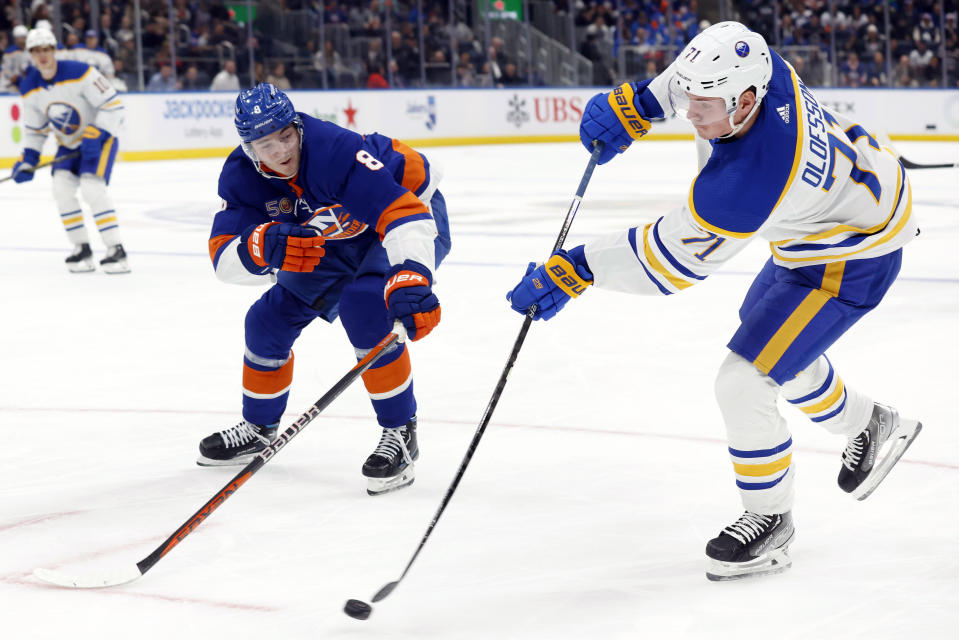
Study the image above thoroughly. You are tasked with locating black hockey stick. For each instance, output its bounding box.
[344,141,606,621]
[0,151,82,184]
[33,324,407,588]
[898,155,959,170]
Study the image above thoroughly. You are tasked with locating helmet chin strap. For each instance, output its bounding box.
[718,99,762,139]
[242,120,304,180]
[241,144,295,180]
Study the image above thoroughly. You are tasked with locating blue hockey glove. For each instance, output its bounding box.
[11,148,40,183]
[384,260,440,341]
[80,125,111,161]
[239,222,326,273]
[579,81,659,164]
[506,247,593,321]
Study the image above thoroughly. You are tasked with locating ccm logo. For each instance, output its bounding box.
[612,86,649,137]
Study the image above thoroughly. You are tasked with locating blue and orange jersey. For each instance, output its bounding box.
[209,113,438,277]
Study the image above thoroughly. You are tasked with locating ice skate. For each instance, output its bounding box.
[706,511,794,581]
[65,243,95,273]
[362,417,418,496]
[197,420,278,467]
[839,403,921,501]
[100,244,130,274]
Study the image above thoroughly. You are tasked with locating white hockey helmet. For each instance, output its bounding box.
[667,21,772,137]
[26,27,57,51]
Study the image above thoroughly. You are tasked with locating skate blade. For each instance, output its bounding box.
[101,260,131,274]
[706,547,792,582]
[366,468,415,496]
[853,419,922,501]
[196,453,258,467]
[67,261,95,273]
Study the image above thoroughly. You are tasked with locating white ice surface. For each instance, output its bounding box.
[1,141,957,639]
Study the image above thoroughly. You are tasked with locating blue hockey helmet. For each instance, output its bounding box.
[234,83,298,143]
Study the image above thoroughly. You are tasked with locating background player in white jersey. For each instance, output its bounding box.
[507,22,921,581]
[10,27,128,273]
[0,25,31,93]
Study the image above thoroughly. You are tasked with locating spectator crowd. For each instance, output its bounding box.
[1,0,956,94]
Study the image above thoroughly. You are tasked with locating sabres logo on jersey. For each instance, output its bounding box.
[46,101,82,136]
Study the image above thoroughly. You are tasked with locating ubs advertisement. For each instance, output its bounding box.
[2,87,958,164]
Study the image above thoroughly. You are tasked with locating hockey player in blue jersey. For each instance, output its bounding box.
[199,84,451,496]
[507,22,921,580]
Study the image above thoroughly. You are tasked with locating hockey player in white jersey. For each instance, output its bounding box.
[507,22,921,581]
[10,27,128,273]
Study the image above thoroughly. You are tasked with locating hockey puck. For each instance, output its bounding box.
[344,599,372,620]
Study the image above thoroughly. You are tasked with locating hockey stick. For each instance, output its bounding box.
[897,155,959,170]
[33,323,408,588]
[344,141,606,621]
[0,151,82,184]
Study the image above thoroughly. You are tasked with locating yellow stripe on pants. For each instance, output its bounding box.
[753,262,845,375]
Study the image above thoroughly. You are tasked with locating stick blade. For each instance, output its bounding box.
[371,581,399,603]
[898,156,958,170]
[33,565,143,589]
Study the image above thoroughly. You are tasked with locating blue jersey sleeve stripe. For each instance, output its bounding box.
[628,226,672,295]
[652,218,706,280]
[775,167,905,252]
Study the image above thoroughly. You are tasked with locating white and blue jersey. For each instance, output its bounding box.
[585,50,915,297]
[584,50,916,385]
[19,60,124,153]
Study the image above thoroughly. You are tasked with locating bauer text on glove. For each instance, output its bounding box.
[506,247,593,321]
[239,222,326,274]
[579,80,664,164]
[385,260,441,341]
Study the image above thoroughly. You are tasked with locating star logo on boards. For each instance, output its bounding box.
[343,100,358,128]
[776,104,790,124]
